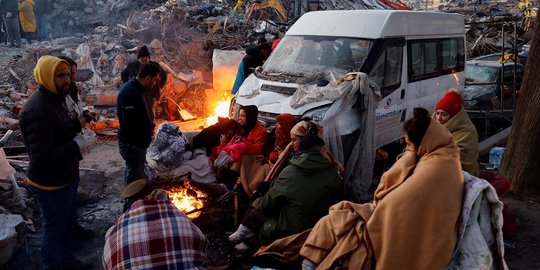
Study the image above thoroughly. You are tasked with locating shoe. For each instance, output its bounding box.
[63,258,93,270]
[7,43,14,48]
[228,224,254,243]
[234,242,251,253]
[73,223,94,240]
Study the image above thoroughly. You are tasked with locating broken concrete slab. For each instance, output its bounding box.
[0,214,25,265]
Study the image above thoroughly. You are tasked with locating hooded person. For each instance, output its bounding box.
[214,105,267,165]
[103,189,208,270]
[18,0,36,43]
[19,55,94,269]
[228,126,343,252]
[237,113,298,197]
[293,108,464,269]
[434,89,479,176]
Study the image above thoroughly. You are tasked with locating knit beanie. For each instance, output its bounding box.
[137,45,151,59]
[34,55,70,95]
[436,89,462,117]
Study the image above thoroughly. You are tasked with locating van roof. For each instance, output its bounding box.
[287,10,465,39]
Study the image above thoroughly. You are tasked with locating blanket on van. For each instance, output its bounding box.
[292,71,381,202]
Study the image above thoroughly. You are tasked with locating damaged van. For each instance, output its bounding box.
[232,10,466,201]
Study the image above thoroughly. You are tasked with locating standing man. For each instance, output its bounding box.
[19,55,93,269]
[121,45,166,120]
[0,0,22,47]
[34,0,47,41]
[117,62,161,210]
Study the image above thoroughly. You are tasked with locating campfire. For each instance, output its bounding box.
[168,181,208,219]
[205,98,232,127]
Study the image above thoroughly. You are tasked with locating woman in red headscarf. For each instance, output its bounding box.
[238,113,298,196]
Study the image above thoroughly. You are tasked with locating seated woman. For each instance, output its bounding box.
[299,108,464,269]
[212,105,267,188]
[255,118,343,198]
[434,89,479,176]
[238,113,297,196]
[228,125,343,252]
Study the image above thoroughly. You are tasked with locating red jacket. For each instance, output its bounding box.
[242,122,267,155]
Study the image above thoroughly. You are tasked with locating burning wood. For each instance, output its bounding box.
[167,181,208,219]
[205,99,231,127]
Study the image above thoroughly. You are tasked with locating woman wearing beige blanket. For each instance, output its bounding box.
[300,107,464,269]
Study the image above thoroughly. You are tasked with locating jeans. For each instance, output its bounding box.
[29,180,78,270]
[36,15,47,41]
[2,16,21,45]
[118,141,147,185]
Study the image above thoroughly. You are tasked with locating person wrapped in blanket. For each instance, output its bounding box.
[227,119,344,252]
[103,189,208,270]
[237,113,298,197]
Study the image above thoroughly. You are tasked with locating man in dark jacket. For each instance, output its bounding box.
[231,42,272,94]
[19,55,93,269]
[0,0,21,47]
[121,45,167,120]
[117,62,161,209]
[34,0,47,41]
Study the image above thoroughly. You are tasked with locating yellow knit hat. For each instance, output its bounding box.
[34,55,70,95]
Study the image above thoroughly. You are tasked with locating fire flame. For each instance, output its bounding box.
[205,100,231,127]
[168,182,208,219]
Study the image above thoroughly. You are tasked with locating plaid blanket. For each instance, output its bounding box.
[103,199,208,270]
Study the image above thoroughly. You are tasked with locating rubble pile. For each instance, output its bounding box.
[441,2,535,58]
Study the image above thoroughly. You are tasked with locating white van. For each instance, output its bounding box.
[233,10,465,199]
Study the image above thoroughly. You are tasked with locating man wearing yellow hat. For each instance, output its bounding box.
[19,55,93,270]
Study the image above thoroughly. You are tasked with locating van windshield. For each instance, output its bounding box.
[466,64,498,84]
[262,35,373,75]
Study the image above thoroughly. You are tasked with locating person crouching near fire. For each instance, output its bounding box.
[434,88,479,176]
[103,186,208,269]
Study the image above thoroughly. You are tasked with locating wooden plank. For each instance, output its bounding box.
[478,126,512,155]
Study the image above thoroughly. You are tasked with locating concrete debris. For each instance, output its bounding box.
[0,214,25,265]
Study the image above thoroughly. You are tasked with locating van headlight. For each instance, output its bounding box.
[303,107,328,122]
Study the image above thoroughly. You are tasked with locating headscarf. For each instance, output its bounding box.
[290,119,323,138]
[274,113,297,150]
[34,55,70,95]
[240,105,259,136]
[290,120,344,176]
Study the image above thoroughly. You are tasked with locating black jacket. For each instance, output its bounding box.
[34,0,47,16]
[117,78,154,148]
[19,87,82,187]
[0,0,19,15]
[121,61,141,84]
[243,45,263,78]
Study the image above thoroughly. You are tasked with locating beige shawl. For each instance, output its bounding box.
[300,120,464,269]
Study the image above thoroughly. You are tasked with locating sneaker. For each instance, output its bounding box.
[7,43,14,48]
[228,224,254,243]
[234,242,251,253]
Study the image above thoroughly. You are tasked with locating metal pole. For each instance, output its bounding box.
[500,24,505,112]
